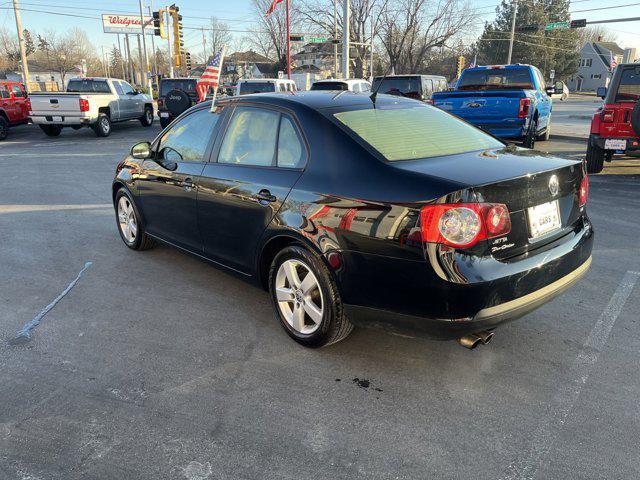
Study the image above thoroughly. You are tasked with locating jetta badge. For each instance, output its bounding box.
[548,175,559,196]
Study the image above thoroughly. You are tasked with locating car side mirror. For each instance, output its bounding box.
[596,86,607,99]
[131,141,151,159]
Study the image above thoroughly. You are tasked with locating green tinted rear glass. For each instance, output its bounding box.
[333,105,502,161]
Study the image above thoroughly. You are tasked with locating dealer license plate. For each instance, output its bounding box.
[604,139,626,150]
[51,116,63,122]
[527,200,561,239]
[159,112,170,118]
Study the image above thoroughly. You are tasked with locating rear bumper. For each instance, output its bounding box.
[477,124,528,139]
[338,218,594,340]
[590,134,640,152]
[30,115,95,126]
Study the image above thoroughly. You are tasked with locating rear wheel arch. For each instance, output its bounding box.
[0,109,8,122]
[98,106,111,118]
[258,233,326,290]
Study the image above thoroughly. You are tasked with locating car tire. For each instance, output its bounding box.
[0,116,8,141]
[159,116,171,129]
[39,124,63,137]
[522,120,536,149]
[139,106,153,127]
[114,188,155,250]
[537,114,551,141]
[269,246,353,348]
[93,113,111,137]
[585,140,605,174]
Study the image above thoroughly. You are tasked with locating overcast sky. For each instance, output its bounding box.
[1,0,638,58]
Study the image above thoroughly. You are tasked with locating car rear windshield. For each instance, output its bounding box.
[372,77,421,96]
[160,79,197,97]
[67,80,111,93]
[457,68,534,90]
[311,82,349,91]
[239,82,276,94]
[333,104,503,161]
[615,67,640,102]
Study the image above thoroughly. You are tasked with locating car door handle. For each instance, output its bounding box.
[181,177,196,191]
[255,189,277,203]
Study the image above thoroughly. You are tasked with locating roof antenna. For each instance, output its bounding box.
[370,65,392,108]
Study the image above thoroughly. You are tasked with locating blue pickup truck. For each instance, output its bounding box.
[432,64,555,149]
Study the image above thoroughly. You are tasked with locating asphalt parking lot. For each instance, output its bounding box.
[1,120,639,480]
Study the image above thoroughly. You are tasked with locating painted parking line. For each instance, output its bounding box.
[8,262,93,346]
[500,270,640,480]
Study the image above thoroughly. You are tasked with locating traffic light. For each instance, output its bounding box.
[185,52,191,71]
[456,56,465,79]
[152,9,167,39]
[570,19,587,28]
[170,5,183,67]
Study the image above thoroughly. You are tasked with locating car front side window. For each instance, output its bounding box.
[113,82,125,95]
[157,109,220,163]
[120,82,135,95]
[218,107,279,166]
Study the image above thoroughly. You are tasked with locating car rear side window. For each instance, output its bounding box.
[157,109,220,163]
[333,104,503,161]
[1,86,10,99]
[277,116,306,168]
[615,68,640,102]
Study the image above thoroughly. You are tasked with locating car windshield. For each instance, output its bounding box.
[239,82,276,94]
[333,104,503,161]
[67,80,111,93]
[311,82,349,91]
[160,80,197,97]
[615,68,640,102]
[457,68,534,90]
[372,77,421,97]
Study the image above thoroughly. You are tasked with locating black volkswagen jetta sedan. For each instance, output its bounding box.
[113,91,593,349]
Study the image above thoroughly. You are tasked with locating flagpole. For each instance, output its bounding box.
[286,0,291,79]
[211,45,226,112]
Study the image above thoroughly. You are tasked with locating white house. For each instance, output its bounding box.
[566,41,628,92]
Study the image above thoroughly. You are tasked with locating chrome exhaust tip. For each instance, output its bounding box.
[458,334,481,349]
[475,330,494,345]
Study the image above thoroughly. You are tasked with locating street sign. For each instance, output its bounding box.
[545,21,570,31]
[289,34,305,42]
[102,14,153,34]
[306,36,328,44]
[550,69,555,80]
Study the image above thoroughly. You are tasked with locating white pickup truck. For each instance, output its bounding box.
[29,77,154,137]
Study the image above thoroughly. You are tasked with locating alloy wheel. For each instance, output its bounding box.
[275,259,324,334]
[117,196,137,243]
[101,117,110,134]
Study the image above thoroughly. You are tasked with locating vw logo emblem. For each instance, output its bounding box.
[548,175,559,196]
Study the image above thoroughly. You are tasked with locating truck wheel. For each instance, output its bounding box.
[93,113,111,137]
[139,106,153,127]
[39,124,63,137]
[159,116,171,129]
[0,116,8,141]
[522,121,536,149]
[537,114,551,141]
[585,140,605,174]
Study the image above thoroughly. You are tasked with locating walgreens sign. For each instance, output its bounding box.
[102,14,153,34]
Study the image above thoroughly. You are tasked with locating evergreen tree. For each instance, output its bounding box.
[475,0,579,80]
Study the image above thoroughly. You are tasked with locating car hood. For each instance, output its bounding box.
[390,146,579,188]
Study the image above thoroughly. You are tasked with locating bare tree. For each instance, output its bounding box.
[36,28,98,85]
[378,0,475,74]
[0,28,36,70]
[576,26,618,46]
[207,17,233,61]
[250,0,300,69]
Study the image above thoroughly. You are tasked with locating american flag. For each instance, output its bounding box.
[265,0,283,15]
[610,51,618,72]
[197,47,225,102]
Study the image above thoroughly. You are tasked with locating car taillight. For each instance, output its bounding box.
[79,98,89,112]
[420,203,511,249]
[518,98,530,118]
[25,98,31,112]
[579,174,589,207]
[601,109,614,122]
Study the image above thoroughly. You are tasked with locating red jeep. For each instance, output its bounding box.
[586,63,640,173]
[0,81,30,141]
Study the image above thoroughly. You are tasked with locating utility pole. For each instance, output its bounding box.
[117,34,127,80]
[507,0,518,65]
[286,0,291,79]
[138,0,151,91]
[102,46,109,77]
[11,0,30,90]
[125,34,134,83]
[136,34,144,84]
[166,6,174,78]
[333,0,338,77]
[342,0,350,78]
[369,9,374,80]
